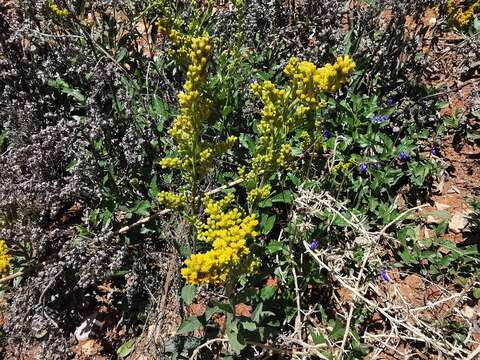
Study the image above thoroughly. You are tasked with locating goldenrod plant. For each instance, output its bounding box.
[244,56,356,204]
[0,240,12,277]
[446,0,480,28]
[1,0,478,358]
[181,194,259,285]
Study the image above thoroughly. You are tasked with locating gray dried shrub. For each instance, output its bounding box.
[213,0,346,63]
[1,0,171,356]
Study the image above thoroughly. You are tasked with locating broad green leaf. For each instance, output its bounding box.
[266,241,284,254]
[423,210,451,219]
[132,200,151,216]
[148,175,158,198]
[241,320,257,331]
[271,191,293,204]
[330,319,345,340]
[251,302,263,323]
[473,288,480,300]
[176,316,202,335]
[260,286,276,301]
[399,250,414,264]
[205,305,223,321]
[308,326,326,345]
[261,215,276,235]
[226,317,246,353]
[181,285,197,305]
[117,339,135,358]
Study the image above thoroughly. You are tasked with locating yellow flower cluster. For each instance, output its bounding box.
[243,55,356,202]
[300,130,312,149]
[159,157,184,169]
[247,184,271,203]
[156,17,182,45]
[332,158,356,173]
[0,240,12,277]
[49,0,68,17]
[284,55,356,105]
[156,17,191,58]
[158,34,235,178]
[447,0,480,27]
[181,196,259,285]
[277,143,293,169]
[157,191,187,209]
[198,135,238,168]
[246,80,290,181]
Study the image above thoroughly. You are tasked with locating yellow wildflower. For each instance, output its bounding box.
[157,191,187,209]
[181,196,259,285]
[244,55,355,188]
[332,158,356,173]
[285,55,356,105]
[0,240,12,277]
[49,0,68,17]
[447,0,480,27]
[163,34,220,178]
[247,184,271,203]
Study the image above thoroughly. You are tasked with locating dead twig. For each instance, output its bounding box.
[0,270,23,284]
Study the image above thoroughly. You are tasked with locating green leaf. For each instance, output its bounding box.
[330,319,345,341]
[113,269,129,277]
[212,301,234,314]
[266,241,284,254]
[116,47,128,62]
[66,159,78,172]
[287,173,300,186]
[226,317,246,353]
[176,316,202,335]
[399,250,414,264]
[148,175,158,198]
[423,210,451,219]
[258,198,273,208]
[241,320,257,331]
[473,288,480,300]
[271,190,293,204]
[132,200,151,216]
[308,326,326,345]
[251,303,263,323]
[179,244,192,258]
[332,214,349,227]
[205,305,223,321]
[260,286,276,301]
[261,215,276,235]
[117,339,135,358]
[181,285,197,305]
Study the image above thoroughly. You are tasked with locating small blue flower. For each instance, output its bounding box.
[380,270,391,282]
[371,114,389,124]
[359,162,368,174]
[373,162,381,170]
[399,151,409,162]
[322,130,332,139]
[309,239,318,251]
[386,97,396,106]
[431,147,439,156]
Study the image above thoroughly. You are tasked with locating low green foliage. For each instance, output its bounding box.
[1,0,479,358]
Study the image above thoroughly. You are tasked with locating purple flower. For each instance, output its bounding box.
[371,115,389,124]
[309,239,318,251]
[386,97,396,106]
[399,151,409,162]
[431,147,439,156]
[373,162,381,170]
[380,270,391,282]
[359,162,368,174]
[322,130,332,139]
